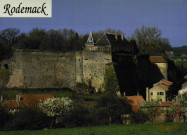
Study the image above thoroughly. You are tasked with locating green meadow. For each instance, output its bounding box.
[0,123,186,135]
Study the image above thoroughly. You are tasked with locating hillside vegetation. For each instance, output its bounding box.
[172,46,187,56]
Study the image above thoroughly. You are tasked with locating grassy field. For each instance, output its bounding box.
[0,123,186,135]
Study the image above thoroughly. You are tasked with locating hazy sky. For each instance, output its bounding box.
[0,0,187,47]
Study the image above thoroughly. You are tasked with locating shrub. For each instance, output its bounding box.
[61,100,93,128]
[39,97,73,117]
[0,105,12,129]
[6,109,50,130]
[95,93,132,125]
[75,82,95,94]
[39,97,73,128]
[130,110,149,124]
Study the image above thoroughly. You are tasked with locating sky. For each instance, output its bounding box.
[0,0,187,47]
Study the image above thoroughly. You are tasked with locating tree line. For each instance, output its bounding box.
[0,26,172,60]
[0,28,88,60]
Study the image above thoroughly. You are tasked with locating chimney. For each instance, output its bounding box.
[121,34,124,41]
[146,87,149,102]
[16,95,21,102]
[115,33,118,40]
[137,90,139,96]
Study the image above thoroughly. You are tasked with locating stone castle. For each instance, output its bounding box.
[1,32,135,91]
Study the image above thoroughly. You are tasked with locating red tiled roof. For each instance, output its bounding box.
[149,56,167,63]
[162,79,173,85]
[20,94,54,101]
[160,101,173,107]
[158,84,169,91]
[19,94,54,108]
[3,94,54,109]
[3,100,19,108]
[126,96,145,112]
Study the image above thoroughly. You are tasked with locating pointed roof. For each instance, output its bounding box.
[86,32,94,44]
[95,33,111,46]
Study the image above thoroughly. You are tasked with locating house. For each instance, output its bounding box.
[126,96,145,112]
[17,94,54,108]
[85,32,135,54]
[2,100,19,113]
[149,56,168,79]
[2,94,54,112]
[146,79,173,102]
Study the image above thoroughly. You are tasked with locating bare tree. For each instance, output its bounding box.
[132,26,171,55]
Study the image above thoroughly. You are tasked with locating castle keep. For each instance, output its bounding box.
[2,33,135,91]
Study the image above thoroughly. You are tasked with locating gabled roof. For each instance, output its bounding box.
[95,33,111,46]
[158,84,169,91]
[153,79,173,91]
[126,96,145,112]
[162,79,173,85]
[149,56,167,63]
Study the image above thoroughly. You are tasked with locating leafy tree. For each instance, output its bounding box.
[175,94,187,122]
[96,93,132,124]
[139,100,160,122]
[0,28,20,60]
[40,29,64,50]
[0,105,12,129]
[132,26,171,55]
[104,66,120,94]
[0,28,20,49]
[97,66,133,124]
[130,110,149,124]
[39,97,73,128]
[62,100,93,128]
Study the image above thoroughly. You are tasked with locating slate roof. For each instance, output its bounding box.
[149,56,167,63]
[95,33,111,46]
[126,96,145,112]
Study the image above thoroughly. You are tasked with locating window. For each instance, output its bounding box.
[160,92,164,95]
[151,92,153,96]
[157,92,164,95]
